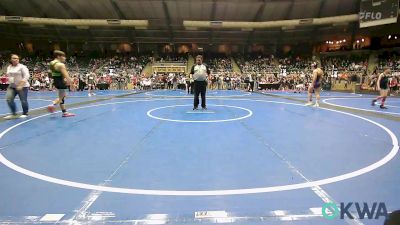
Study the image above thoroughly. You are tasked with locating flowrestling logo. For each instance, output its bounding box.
[322,202,388,220]
[359,11,383,20]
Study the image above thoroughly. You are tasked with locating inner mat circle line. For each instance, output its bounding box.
[147,104,253,123]
[0,98,398,196]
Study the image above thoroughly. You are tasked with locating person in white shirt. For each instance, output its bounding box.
[32,79,41,91]
[44,75,50,89]
[4,54,30,119]
[247,74,254,92]
[190,55,210,110]
[87,72,97,96]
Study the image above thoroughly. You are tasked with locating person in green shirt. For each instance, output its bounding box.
[46,50,75,117]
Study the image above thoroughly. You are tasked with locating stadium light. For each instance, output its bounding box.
[107,19,121,25]
[388,35,391,39]
[5,16,22,22]
[0,16,148,28]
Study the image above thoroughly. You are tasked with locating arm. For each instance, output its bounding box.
[57,63,72,84]
[190,65,195,75]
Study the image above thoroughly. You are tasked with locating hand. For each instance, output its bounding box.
[16,85,23,91]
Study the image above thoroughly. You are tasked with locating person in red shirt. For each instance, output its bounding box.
[390,76,398,95]
[0,74,8,91]
[131,75,137,90]
[0,74,8,84]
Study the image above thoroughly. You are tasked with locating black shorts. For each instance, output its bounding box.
[53,77,68,89]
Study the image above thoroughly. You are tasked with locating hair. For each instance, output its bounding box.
[54,50,66,58]
[10,54,19,59]
[196,55,203,59]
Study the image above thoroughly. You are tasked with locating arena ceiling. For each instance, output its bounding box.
[0,0,393,44]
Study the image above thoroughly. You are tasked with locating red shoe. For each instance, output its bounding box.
[62,112,76,117]
[47,105,56,113]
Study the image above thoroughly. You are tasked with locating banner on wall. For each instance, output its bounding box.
[153,66,186,73]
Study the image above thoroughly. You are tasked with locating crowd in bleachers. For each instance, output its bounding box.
[233,54,398,92]
[155,53,187,63]
[205,54,233,73]
[278,57,314,73]
[361,52,400,94]
[321,55,369,87]
[234,55,313,91]
[236,54,275,74]
[0,54,151,92]
[378,53,400,71]
[93,55,149,89]
[321,55,368,72]
[1,51,400,93]
[0,54,7,69]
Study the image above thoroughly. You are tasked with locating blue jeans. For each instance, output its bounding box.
[6,87,29,115]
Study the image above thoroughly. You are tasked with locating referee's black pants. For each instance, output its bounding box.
[194,80,207,108]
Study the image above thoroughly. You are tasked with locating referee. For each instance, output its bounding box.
[190,55,210,110]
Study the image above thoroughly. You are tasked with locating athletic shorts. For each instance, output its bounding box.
[53,77,68,89]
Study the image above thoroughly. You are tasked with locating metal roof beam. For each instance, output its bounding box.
[247,0,268,46]
[162,0,174,43]
[56,0,81,19]
[109,0,137,43]
[209,0,217,45]
[28,0,49,18]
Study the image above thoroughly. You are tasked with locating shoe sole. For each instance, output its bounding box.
[62,114,76,117]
